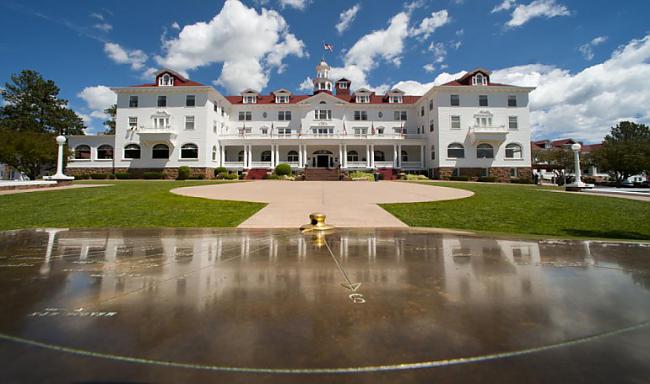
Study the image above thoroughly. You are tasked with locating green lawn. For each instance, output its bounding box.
[0,180,265,230]
[381,182,650,241]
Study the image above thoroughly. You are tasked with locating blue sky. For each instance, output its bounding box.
[1,0,649,142]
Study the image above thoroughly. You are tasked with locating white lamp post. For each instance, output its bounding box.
[44,135,74,181]
[565,143,592,191]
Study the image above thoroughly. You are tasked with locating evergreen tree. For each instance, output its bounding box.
[103,104,117,134]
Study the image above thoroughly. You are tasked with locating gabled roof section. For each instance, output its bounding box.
[271,88,292,96]
[386,88,405,95]
[131,68,205,87]
[441,67,514,87]
[240,88,260,96]
[354,88,373,95]
[335,78,351,83]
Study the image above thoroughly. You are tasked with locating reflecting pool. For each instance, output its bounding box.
[0,228,648,383]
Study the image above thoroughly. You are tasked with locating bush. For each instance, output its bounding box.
[214,167,227,177]
[107,174,116,179]
[177,166,190,180]
[114,172,130,180]
[478,176,497,183]
[90,173,109,180]
[275,163,292,176]
[188,174,205,180]
[143,172,163,179]
[405,174,429,181]
[224,173,239,180]
[449,176,469,181]
[349,171,374,181]
[510,178,532,184]
[264,174,280,180]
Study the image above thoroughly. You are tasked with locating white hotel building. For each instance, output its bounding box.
[68,60,534,181]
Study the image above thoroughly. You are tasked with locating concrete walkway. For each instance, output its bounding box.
[172,181,473,228]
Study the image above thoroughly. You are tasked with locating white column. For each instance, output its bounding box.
[366,145,370,168]
[298,144,303,167]
[343,144,348,168]
[370,144,375,169]
[220,145,225,167]
[421,145,425,169]
[338,144,343,167]
[304,145,309,167]
[275,144,280,165]
[271,144,275,167]
[393,144,398,168]
[397,144,402,168]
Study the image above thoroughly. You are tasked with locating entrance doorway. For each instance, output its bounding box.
[312,150,333,168]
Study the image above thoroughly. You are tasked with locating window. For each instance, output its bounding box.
[238,111,252,121]
[185,116,195,130]
[128,117,138,129]
[129,96,138,108]
[212,146,217,161]
[159,74,173,86]
[477,143,494,159]
[451,116,461,129]
[472,73,487,86]
[261,127,268,135]
[377,127,384,135]
[508,95,517,107]
[430,120,435,132]
[278,128,291,136]
[431,145,435,160]
[475,115,493,127]
[97,145,113,160]
[261,150,272,162]
[124,144,141,159]
[452,168,461,177]
[374,151,385,161]
[354,127,367,136]
[238,151,244,162]
[429,99,434,110]
[278,111,292,121]
[394,111,407,121]
[157,95,167,107]
[420,106,425,116]
[508,116,518,130]
[480,168,490,177]
[275,95,289,104]
[338,82,348,89]
[356,95,369,103]
[347,150,359,162]
[378,111,383,118]
[505,143,523,159]
[447,143,465,158]
[450,94,459,106]
[315,109,332,120]
[354,111,368,121]
[401,150,408,162]
[510,168,518,177]
[313,127,333,135]
[288,150,299,162]
[213,103,219,112]
[389,95,403,104]
[181,143,198,159]
[74,145,91,159]
[479,95,488,107]
[152,144,170,159]
[186,95,195,107]
[243,95,257,104]
[213,121,217,133]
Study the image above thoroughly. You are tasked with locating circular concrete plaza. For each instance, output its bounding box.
[172,180,473,228]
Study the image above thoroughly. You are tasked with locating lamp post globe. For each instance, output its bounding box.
[56,135,67,145]
[571,143,581,152]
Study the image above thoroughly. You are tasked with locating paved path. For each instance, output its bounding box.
[0,184,109,196]
[172,181,473,228]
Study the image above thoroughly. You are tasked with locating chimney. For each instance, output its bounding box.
[335,79,351,96]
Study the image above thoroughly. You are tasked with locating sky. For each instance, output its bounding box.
[1,0,649,142]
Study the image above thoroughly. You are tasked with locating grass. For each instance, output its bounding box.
[381,182,650,241]
[0,180,265,230]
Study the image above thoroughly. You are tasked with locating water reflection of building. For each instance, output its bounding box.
[39,230,607,311]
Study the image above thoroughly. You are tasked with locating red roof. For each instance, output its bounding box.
[131,69,205,87]
[224,93,421,105]
[441,80,511,87]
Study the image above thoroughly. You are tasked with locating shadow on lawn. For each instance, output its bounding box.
[564,229,650,241]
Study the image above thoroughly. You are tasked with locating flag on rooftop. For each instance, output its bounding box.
[324,43,333,52]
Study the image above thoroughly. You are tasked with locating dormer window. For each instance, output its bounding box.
[338,82,348,89]
[356,95,370,103]
[472,73,487,86]
[243,95,257,104]
[275,95,289,104]
[389,95,403,104]
[159,74,174,87]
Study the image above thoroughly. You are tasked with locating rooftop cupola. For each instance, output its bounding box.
[313,60,333,94]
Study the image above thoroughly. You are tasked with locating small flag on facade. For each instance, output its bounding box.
[324,43,334,52]
[343,121,347,135]
[371,122,375,135]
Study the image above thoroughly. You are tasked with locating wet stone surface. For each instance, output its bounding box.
[0,228,649,383]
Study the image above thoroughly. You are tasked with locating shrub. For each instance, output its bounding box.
[107,174,116,179]
[90,173,109,180]
[114,172,130,180]
[449,176,469,181]
[264,174,280,180]
[510,178,532,184]
[188,174,205,180]
[215,172,228,179]
[143,172,163,179]
[224,173,239,180]
[405,174,429,181]
[478,176,497,183]
[177,166,190,180]
[349,171,374,181]
[214,167,227,176]
[275,163,292,176]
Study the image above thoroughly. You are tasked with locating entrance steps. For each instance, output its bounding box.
[377,168,399,181]
[245,168,269,180]
[304,168,340,181]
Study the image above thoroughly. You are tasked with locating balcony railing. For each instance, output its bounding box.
[136,125,174,132]
[469,125,508,133]
[401,161,424,169]
[136,126,177,144]
[218,132,424,140]
[223,161,245,168]
[250,161,272,168]
[374,161,395,168]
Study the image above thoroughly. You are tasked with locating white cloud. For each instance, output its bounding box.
[104,42,148,70]
[505,0,570,28]
[390,71,467,95]
[77,86,117,133]
[579,36,607,60]
[490,34,650,142]
[410,10,450,40]
[90,12,104,21]
[491,0,516,13]
[278,0,308,10]
[171,21,180,30]
[156,0,305,93]
[423,64,436,73]
[336,4,360,34]
[93,23,112,32]
[428,42,447,63]
[298,77,313,92]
